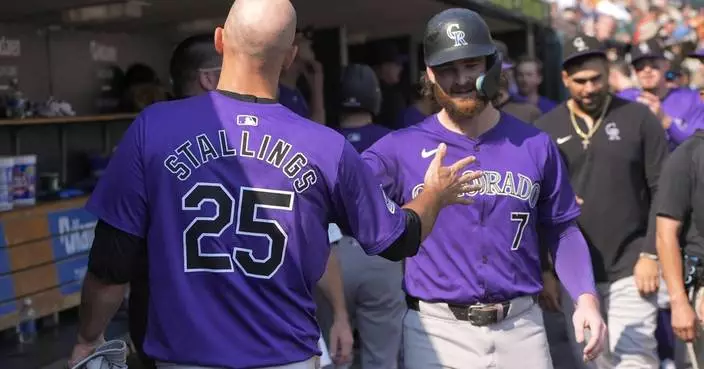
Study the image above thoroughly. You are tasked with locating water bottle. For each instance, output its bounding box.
[16,298,37,344]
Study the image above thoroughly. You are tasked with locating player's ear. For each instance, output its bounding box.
[561,70,569,88]
[282,45,299,71]
[214,27,225,55]
[426,67,437,84]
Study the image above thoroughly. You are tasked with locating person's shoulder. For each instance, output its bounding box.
[501,112,550,140]
[139,94,205,119]
[669,87,701,102]
[610,95,660,127]
[610,95,650,113]
[533,102,568,129]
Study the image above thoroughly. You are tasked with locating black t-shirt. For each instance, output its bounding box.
[535,96,669,283]
[653,130,704,258]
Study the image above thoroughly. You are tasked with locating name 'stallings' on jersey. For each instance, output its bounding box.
[87,91,407,369]
[362,113,580,304]
[163,113,317,194]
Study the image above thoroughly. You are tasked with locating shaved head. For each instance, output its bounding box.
[215,0,298,97]
[222,0,297,60]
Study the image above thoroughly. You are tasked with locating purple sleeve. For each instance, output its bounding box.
[360,135,404,204]
[330,141,406,256]
[544,222,597,303]
[668,102,704,145]
[538,138,581,225]
[85,115,149,238]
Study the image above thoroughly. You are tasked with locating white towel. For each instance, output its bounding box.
[70,340,128,369]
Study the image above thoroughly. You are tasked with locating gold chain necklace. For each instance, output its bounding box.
[568,95,612,150]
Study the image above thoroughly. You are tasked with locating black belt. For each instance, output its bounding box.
[406,295,512,327]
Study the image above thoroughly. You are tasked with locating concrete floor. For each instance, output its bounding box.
[0,307,129,369]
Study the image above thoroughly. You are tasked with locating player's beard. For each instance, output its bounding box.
[432,82,488,121]
[573,89,609,117]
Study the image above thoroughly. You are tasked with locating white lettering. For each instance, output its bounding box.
[58,217,97,256]
[412,170,540,208]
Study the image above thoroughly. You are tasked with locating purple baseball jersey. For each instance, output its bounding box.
[278,84,310,118]
[362,113,580,304]
[337,124,392,153]
[85,91,405,368]
[618,87,704,148]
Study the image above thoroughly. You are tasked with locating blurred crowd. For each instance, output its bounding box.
[548,0,704,90]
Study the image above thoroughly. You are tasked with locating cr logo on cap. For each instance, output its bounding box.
[446,24,468,47]
[573,37,588,52]
[639,42,650,54]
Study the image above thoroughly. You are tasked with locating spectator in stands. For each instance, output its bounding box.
[608,59,635,93]
[371,42,407,129]
[514,55,558,113]
[279,28,326,124]
[394,80,438,128]
[595,13,617,43]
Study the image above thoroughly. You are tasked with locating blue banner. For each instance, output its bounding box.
[47,208,97,261]
[0,223,15,315]
[55,255,89,296]
[0,222,11,274]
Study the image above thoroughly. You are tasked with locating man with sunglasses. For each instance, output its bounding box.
[535,34,669,369]
[619,39,704,149]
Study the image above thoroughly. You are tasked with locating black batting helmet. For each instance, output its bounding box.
[339,64,382,116]
[423,8,502,99]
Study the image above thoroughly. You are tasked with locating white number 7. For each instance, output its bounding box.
[510,212,530,250]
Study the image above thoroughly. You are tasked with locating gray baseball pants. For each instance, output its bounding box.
[402,295,553,369]
[316,236,405,369]
[560,275,659,369]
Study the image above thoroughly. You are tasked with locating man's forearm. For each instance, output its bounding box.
[402,191,443,241]
[318,251,348,320]
[77,272,127,343]
[545,222,598,303]
[656,221,688,303]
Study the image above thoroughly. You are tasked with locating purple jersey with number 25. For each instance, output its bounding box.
[85,91,405,369]
[362,113,579,304]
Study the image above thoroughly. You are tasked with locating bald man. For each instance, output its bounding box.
[67,1,480,369]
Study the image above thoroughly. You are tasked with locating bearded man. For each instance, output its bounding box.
[360,9,606,369]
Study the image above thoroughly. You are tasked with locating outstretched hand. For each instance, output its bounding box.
[423,143,482,206]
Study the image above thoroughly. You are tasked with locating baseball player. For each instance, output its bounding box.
[361,9,606,369]
[513,55,558,114]
[67,1,481,368]
[535,34,669,369]
[618,39,704,148]
[336,64,392,152]
[653,129,704,368]
[125,33,223,369]
[318,64,404,369]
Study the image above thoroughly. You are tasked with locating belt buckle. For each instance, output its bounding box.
[467,303,498,326]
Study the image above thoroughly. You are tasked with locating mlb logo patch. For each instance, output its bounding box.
[236,115,259,126]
